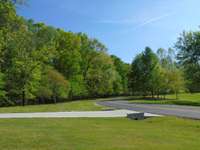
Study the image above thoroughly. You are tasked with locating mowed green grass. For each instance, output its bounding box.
[0,117,200,150]
[130,93,200,106]
[0,100,106,113]
[0,96,199,150]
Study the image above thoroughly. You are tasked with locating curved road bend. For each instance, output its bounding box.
[97,100,200,119]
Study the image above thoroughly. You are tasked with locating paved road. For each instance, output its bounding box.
[97,100,200,119]
[0,110,160,119]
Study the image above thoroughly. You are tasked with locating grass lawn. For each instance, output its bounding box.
[0,117,200,150]
[130,93,200,106]
[0,100,107,113]
[0,96,199,150]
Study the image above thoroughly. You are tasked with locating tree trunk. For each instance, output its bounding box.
[22,90,25,106]
[151,91,154,99]
[175,91,178,100]
[157,92,159,100]
[53,96,57,104]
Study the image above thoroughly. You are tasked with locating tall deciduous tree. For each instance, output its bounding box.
[157,48,185,98]
[37,67,69,103]
[111,55,130,95]
[129,47,162,97]
[85,51,116,97]
[54,30,86,98]
[176,31,200,92]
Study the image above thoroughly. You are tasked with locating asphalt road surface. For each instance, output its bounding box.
[97,100,200,119]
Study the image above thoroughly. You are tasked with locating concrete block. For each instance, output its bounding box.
[127,113,145,120]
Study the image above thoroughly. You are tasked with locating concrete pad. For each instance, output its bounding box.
[0,110,161,119]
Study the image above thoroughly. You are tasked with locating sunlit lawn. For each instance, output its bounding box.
[0,95,199,150]
[0,117,200,150]
[0,100,107,113]
[130,93,200,106]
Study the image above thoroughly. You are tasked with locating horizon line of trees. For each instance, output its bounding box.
[0,1,130,106]
[128,30,200,98]
[0,0,200,106]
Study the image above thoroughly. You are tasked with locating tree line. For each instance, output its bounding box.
[0,0,200,106]
[129,31,200,99]
[0,1,130,106]
[129,47,185,99]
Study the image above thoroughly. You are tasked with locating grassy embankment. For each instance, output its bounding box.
[130,93,200,106]
[0,100,107,113]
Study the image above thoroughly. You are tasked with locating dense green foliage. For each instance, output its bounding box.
[0,1,130,106]
[1,1,200,106]
[111,55,130,95]
[129,47,185,99]
[176,31,200,92]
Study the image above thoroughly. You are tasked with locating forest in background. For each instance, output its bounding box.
[0,0,199,106]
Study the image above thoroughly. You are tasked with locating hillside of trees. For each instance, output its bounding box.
[0,0,200,106]
[0,1,130,106]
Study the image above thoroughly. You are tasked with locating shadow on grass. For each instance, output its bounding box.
[129,98,200,107]
[171,101,200,106]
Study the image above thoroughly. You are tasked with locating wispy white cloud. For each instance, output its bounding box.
[95,12,174,28]
[120,12,175,33]
[136,12,174,28]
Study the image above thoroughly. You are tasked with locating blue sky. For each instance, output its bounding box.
[17,0,200,63]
